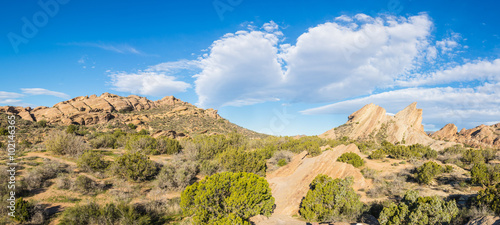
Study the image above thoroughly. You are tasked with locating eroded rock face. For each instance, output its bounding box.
[0,93,221,126]
[320,102,444,147]
[465,216,500,225]
[266,144,367,216]
[432,123,500,149]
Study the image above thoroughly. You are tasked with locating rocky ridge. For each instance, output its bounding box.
[320,102,453,149]
[432,123,500,149]
[0,93,263,138]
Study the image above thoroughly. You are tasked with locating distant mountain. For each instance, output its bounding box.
[320,102,454,150]
[0,93,264,138]
[432,123,500,149]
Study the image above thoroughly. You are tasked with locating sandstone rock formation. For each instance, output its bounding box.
[432,123,500,148]
[320,103,449,147]
[465,216,500,225]
[0,93,220,126]
[266,144,367,216]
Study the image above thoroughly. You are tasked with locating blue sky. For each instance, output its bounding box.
[1,0,499,136]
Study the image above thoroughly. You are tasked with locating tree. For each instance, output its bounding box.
[299,175,363,222]
[180,172,275,224]
[415,161,443,185]
[113,152,157,181]
[337,152,365,168]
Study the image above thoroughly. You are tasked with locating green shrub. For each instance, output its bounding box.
[37,119,47,128]
[73,175,100,195]
[180,172,274,224]
[45,131,90,156]
[416,161,443,185]
[14,197,33,223]
[66,124,78,134]
[157,160,198,191]
[77,150,109,172]
[299,175,363,222]
[337,152,365,168]
[474,183,500,215]
[59,202,152,225]
[125,135,157,154]
[112,152,158,181]
[218,147,267,176]
[277,158,287,167]
[471,162,500,186]
[370,149,386,160]
[156,137,182,155]
[378,190,459,225]
[90,133,117,149]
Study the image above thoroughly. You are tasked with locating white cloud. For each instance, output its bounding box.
[109,71,191,96]
[0,91,24,104]
[301,82,500,130]
[21,88,70,99]
[65,42,143,55]
[194,29,285,107]
[194,14,433,108]
[397,59,500,87]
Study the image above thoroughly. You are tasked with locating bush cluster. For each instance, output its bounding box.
[369,141,437,160]
[112,152,158,181]
[337,152,365,168]
[45,131,90,156]
[156,159,198,191]
[299,175,363,222]
[415,161,443,185]
[378,190,459,225]
[77,150,110,172]
[471,162,500,186]
[180,172,275,224]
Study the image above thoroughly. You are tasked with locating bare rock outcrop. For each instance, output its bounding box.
[432,123,500,148]
[320,103,451,149]
[0,93,221,126]
[465,216,500,225]
[266,144,366,216]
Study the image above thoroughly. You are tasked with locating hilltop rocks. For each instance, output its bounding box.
[0,93,221,125]
[432,123,500,148]
[266,144,366,216]
[320,103,436,146]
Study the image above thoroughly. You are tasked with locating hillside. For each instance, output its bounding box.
[0,93,264,138]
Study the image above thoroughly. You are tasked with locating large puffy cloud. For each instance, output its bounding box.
[194,29,285,107]
[194,14,433,108]
[301,82,500,130]
[109,71,191,96]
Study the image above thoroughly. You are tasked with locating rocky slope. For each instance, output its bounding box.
[432,123,500,149]
[320,103,453,149]
[266,144,367,216]
[0,93,263,138]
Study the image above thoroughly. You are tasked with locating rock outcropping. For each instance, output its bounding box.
[0,93,220,126]
[266,144,367,216]
[432,123,500,148]
[320,103,433,145]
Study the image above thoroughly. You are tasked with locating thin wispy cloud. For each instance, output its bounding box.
[21,88,70,99]
[63,42,145,55]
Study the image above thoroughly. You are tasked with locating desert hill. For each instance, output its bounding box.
[432,123,500,149]
[319,102,454,150]
[0,93,264,138]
